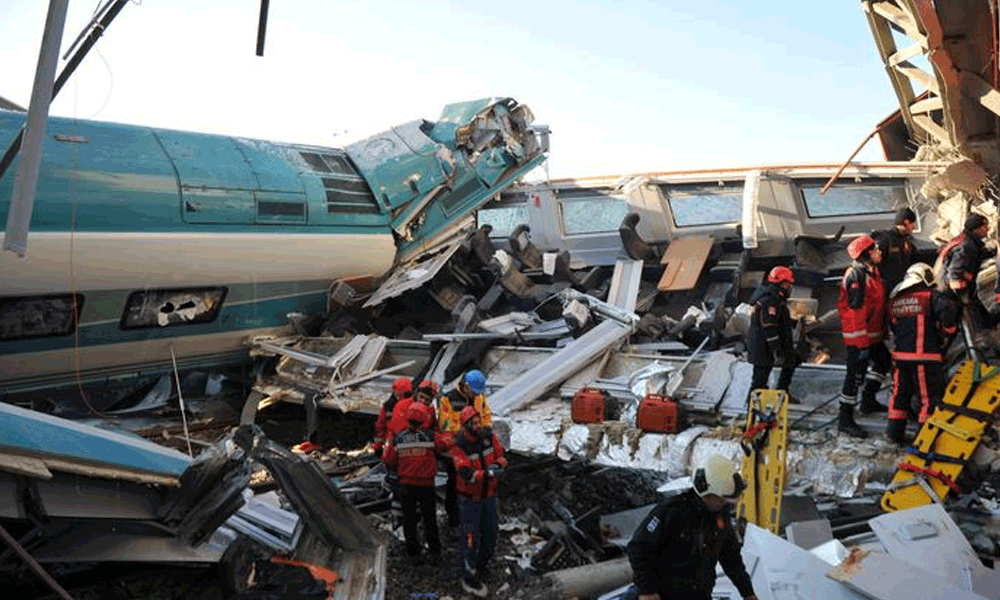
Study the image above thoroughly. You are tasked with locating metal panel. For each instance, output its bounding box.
[36,472,159,519]
[607,259,643,313]
[869,503,1000,597]
[827,550,988,600]
[658,236,713,291]
[741,523,865,600]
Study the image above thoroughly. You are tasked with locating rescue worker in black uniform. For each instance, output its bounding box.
[625,454,757,600]
[871,207,918,295]
[837,235,890,439]
[937,213,993,343]
[747,266,797,395]
[886,263,959,445]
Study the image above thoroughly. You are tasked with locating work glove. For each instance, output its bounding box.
[487,464,504,478]
[995,292,1000,306]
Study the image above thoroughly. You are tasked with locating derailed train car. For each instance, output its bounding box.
[0,98,547,393]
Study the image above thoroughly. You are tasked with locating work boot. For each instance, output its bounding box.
[461,575,488,598]
[859,394,888,415]
[838,403,868,438]
[886,419,908,447]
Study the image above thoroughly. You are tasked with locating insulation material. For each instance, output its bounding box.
[557,424,592,461]
[508,414,562,456]
[689,438,742,473]
[627,362,674,398]
[662,425,709,478]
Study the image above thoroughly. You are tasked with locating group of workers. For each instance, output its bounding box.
[748,207,999,443]
[373,369,503,598]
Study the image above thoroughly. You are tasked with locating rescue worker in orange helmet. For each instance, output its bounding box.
[384,401,449,563]
[439,370,494,527]
[377,377,416,529]
[837,234,889,438]
[886,263,959,445]
[415,379,440,429]
[449,406,507,598]
[746,266,798,396]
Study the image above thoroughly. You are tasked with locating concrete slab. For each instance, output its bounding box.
[827,550,988,600]
[785,519,833,551]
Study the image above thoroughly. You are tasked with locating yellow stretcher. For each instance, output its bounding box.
[881,360,1000,512]
[736,389,789,535]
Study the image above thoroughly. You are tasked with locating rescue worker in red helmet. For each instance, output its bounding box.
[384,401,449,563]
[624,454,757,600]
[746,265,798,396]
[449,406,507,598]
[886,263,959,445]
[837,234,889,438]
[415,379,440,429]
[373,377,413,458]
[376,377,416,529]
[439,370,494,527]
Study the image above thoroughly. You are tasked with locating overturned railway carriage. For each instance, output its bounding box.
[0,98,546,393]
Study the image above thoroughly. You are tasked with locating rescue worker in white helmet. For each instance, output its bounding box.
[886,263,959,445]
[837,234,890,438]
[625,454,757,600]
[746,265,798,396]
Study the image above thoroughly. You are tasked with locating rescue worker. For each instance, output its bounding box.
[415,379,440,430]
[871,207,918,294]
[937,213,992,339]
[377,377,416,529]
[383,402,447,563]
[837,234,890,438]
[450,406,507,598]
[439,369,494,527]
[747,266,797,395]
[886,263,959,445]
[373,377,414,458]
[624,454,757,600]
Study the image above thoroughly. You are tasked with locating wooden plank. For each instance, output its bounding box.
[888,41,926,66]
[870,1,925,43]
[894,62,941,95]
[962,70,1000,118]
[912,114,952,146]
[657,236,713,291]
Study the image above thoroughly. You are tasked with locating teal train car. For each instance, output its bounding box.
[0,98,546,392]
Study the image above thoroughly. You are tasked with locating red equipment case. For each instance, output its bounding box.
[571,388,618,423]
[637,394,679,433]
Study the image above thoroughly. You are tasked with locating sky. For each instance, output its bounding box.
[0,0,896,180]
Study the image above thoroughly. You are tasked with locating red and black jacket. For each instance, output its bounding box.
[938,232,986,293]
[889,284,959,362]
[746,282,793,367]
[449,429,507,501]
[838,261,886,348]
[384,427,450,487]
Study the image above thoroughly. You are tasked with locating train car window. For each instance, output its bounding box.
[0,294,83,340]
[323,177,381,214]
[559,191,629,235]
[120,287,227,330]
[299,152,332,173]
[258,201,305,217]
[799,179,903,218]
[478,204,528,238]
[660,184,742,227]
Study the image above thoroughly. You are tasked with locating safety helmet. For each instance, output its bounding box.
[893,262,935,298]
[847,235,876,260]
[418,380,439,396]
[766,266,794,285]
[692,454,746,499]
[459,406,480,427]
[407,402,429,425]
[464,370,487,394]
[392,377,413,396]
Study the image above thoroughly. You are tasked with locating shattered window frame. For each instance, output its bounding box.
[660,184,743,227]
[798,178,904,218]
[0,293,83,341]
[478,203,529,238]
[557,189,629,235]
[120,287,228,330]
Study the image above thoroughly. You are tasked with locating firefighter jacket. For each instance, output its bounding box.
[373,392,406,455]
[384,427,450,487]
[626,490,755,599]
[386,397,417,441]
[938,232,986,295]
[439,389,493,435]
[746,282,794,367]
[449,428,507,502]
[838,261,886,348]
[889,284,959,362]
[872,227,915,292]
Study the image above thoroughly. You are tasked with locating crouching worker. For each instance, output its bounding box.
[383,402,448,563]
[449,406,507,598]
[625,454,758,600]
